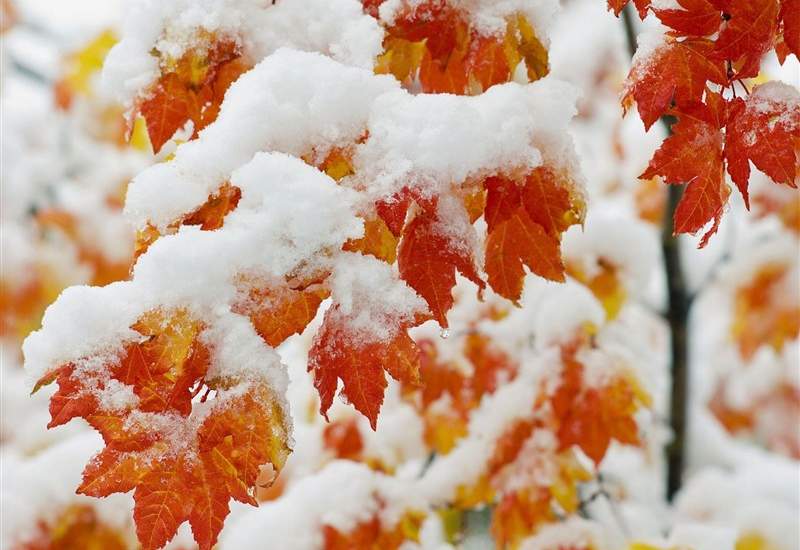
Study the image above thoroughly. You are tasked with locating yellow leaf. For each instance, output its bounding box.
[506,14,549,83]
[63,29,118,97]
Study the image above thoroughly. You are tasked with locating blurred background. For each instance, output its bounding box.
[1,0,798,548]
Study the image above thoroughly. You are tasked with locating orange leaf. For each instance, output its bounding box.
[138,39,247,153]
[654,0,721,37]
[343,217,399,263]
[463,332,517,400]
[398,208,484,327]
[139,73,195,154]
[640,101,728,246]
[18,505,128,550]
[485,206,564,302]
[781,0,800,57]
[521,167,582,237]
[553,353,645,464]
[323,417,364,460]
[233,281,328,348]
[725,87,800,207]
[608,0,652,18]
[713,0,780,73]
[37,309,290,550]
[623,38,727,130]
[465,34,511,91]
[308,306,422,429]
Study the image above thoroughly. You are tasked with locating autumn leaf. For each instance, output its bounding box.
[491,489,554,548]
[640,101,728,246]
[397,206,484,327]
[781,0,800,58]
[465,34,511,92]
[233,280,329,348]
[624,38,727,130]
[505,14,549,83]
[713,0,780,75]
[463,332,518,399]
[35,309,290,550]
[137,39,249,153]
[485,205,564,302]
[323,510,424,550]
[730,264,800,360]
[552,350,647,464]
[308,305,423,429]
[567,259,627,320]
[521,167,583,237]
[654,0,721,37]
[19,505,128,550]
[725,84,800,207]
[607,0,652,18]
[322,417,364,461]
[343,217,399,264]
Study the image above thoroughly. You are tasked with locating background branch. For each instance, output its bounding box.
[620,4,690,501]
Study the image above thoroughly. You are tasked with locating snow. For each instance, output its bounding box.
[6,0,799,549]
[329,253,428,341]
[218,460,426,550]
[124,49,396,229]
[103,0,384,105]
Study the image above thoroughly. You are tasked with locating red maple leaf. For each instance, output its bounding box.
[483,169,578,302]
[137,39,248,153]
[641,100,729,246]
[397,205,484,328]
[654,0,722,37]
[308,305,424,429]
[725,84,800,207]
[607,0,652,18]
[713,0,780,77]
[623,38,727,130]
[781,0,800,58]
[552,351,642,465]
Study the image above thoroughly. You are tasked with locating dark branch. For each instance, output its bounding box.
[620,4,691,501]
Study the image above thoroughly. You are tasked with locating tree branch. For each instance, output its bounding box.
[620,4,690,501]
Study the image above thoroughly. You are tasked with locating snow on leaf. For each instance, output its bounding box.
[134,183,242,259]
[725,84,800,207]
[397,206,484,328]
[137,39,249,154]
[322,510,424,550]
[730,263,800,360]
[233,280,329,348]
[34,309,290,550]
[623,38,727,130]
[308,305,423,429]
[463,332,518,400]
[552,347,648,465]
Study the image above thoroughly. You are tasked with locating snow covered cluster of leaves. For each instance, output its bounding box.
[1,0,798,549]
[617,0,799,245]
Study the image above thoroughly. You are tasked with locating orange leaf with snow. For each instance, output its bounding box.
[34,309,290,550]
